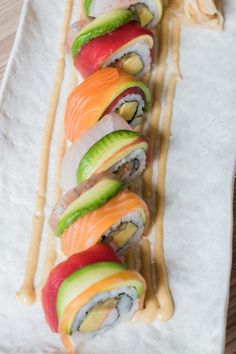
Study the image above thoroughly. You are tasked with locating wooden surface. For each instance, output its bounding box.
[0,1,235,353]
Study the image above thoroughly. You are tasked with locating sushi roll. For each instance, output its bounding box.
[60,113,151,191]
[67,9,154,78]
[64,67,151,141]
[41,243,146,340]
[81,0,163,28]
[49,174,149,256]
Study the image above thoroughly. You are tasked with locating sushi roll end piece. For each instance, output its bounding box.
[41,244,146,339]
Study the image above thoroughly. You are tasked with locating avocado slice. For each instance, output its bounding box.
[57,262,125,320]
[116,52,144,76]
[72,9,139,59]
[77,130,148,183]
[109,222,138,248]
[130,4,154,27]
[82,0,93,17]
[56,178,124,235]
[117,101,139,121]
[79,298,118,333]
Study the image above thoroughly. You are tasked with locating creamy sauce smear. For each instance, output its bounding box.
[36,70,78,297]
[132,5,182,323]
[16,0,74,305]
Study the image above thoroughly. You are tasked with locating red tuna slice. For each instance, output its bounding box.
[74,21,154,78]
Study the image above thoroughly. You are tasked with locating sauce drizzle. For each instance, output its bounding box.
[142,9,171,200]
[16,0,74,305]
[36,69,77,297]
[154,15,181,321]
[134,9,182,323]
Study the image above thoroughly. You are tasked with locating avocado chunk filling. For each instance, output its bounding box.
[113,158,140,180]
[109,222,138,248]
[130,3,154,27]
[116,53,144,76]
[116,101,139,122]
[79,298,118,333]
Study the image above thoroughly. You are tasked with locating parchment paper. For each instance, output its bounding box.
[0,0,235,353]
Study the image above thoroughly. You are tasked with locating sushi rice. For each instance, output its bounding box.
[108,93,145,127]
[71,286,138,340]
[103,210,146,253]
[111,148,147,181]
[104,39,152,79]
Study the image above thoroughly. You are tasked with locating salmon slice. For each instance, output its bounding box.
[60,333,74,354]
[64,67,149,142]
[61,190,149,257]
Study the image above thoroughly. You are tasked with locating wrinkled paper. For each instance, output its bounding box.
[0,0,235,353]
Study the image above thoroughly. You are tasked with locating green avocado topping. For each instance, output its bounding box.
[83,0,93,17]
[56,178,125,236]
[76,130,148,184]
[71,9,139,59]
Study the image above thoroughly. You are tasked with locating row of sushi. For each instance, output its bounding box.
[41,1,163,347]
[67,0,162,79]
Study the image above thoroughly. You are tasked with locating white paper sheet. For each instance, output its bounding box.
[0,0,235,353]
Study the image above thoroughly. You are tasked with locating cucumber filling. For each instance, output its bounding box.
[130,3,154,27]
[116,101,139,122]
[116,52,144,76]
